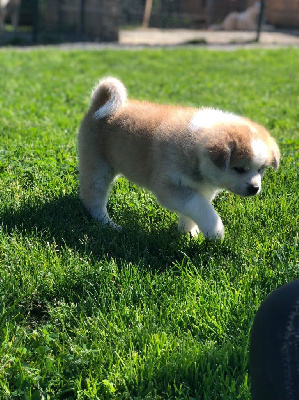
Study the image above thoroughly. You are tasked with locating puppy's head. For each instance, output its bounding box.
[203,121,280,197]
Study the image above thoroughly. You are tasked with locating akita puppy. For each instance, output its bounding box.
[78,77,280,240]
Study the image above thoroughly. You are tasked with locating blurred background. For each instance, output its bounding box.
[0,0,298,45]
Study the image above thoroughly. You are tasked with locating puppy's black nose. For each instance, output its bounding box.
[247,185,260,195]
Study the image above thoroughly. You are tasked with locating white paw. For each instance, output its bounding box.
[178,216,199,236]
[93,211,122,232]
[190,224,200,237]
[204,219,225,241]
[106,219,122,232]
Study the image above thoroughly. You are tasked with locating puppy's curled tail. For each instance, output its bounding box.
[91,77,127,120]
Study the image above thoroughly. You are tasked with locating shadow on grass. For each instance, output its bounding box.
[0,194,233,270]
[0,195,248,400]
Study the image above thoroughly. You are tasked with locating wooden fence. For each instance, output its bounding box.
[266,0,299,28]
[0,0,298,45]
[38,0,120,41]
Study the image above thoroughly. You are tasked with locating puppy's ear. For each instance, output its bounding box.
[206,139,234,171]
[270,139,280,170]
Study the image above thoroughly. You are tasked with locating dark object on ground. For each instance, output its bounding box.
[250,279,299,400]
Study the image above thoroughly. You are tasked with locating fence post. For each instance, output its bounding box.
[206,0,214,26]
[32,0,39,44]
[80,0,85,37]
[256,0,266,42]
[142,0,153,28]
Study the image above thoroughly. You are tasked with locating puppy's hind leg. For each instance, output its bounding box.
[79,158,120,230]
[178,215,199,237]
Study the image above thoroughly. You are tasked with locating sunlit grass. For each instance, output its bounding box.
[0,47,298,399]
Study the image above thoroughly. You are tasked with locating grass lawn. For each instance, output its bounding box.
[0,46,298,399]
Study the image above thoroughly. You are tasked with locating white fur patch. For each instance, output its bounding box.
[189,108,243,131]
[189,108,258,135]
[249,125,258,134]
[251,138,268,165]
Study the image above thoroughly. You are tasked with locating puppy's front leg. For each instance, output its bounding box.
[182,195,224,240]
[156,184,224,240]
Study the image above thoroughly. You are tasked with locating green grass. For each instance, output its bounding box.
[0,47,298,399]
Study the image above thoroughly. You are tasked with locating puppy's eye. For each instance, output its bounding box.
[233,166,246,174]
[258,167,265,173]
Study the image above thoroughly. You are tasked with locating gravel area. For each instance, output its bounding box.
[1,28,298,51]
[119,28,299,48]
